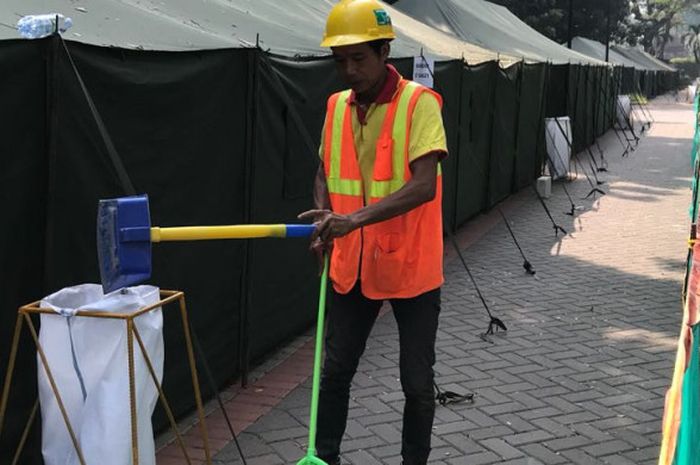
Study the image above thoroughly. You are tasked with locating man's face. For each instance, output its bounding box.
[332,42,388,94]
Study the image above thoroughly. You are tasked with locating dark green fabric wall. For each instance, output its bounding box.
[514,64,547,190]
[488,64,520,207]
[454,62,496,226]
[0,38,48,465]
[431,60,464,233]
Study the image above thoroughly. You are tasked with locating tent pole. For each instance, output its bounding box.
[544,115,579,212]
[611,68,638,152]
[605,0,611,62]
[502,61,535,273]
[510,61,524,193]
[632,79,655,127]
[551,114,606,199]
[606,68,632,156]
[615,69,641,145]
[567,0,574,49]
[450,56,466,233]
[568,65,606,181]
[578,65,611,171]
[237,48,260,389]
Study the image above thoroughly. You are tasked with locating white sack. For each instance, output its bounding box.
[38,284,163,465]
[617,95,631,127]
[545,116,571,180]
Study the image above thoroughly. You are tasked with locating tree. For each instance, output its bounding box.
[489,0,629,45]
[684,24,700,62]
[625,0,695,57]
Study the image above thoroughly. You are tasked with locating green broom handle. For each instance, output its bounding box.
[307,254,329,456]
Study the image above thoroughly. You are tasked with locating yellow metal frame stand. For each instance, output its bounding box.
[0,290,212,465]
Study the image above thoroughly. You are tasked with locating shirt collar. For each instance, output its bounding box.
[347,64,402,106]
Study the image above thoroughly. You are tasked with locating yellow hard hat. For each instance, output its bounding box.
[321,0,396,48]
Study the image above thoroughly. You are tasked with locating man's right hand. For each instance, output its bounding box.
[309,237,333,276]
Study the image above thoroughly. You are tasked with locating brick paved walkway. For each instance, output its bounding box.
[159,97,695,465]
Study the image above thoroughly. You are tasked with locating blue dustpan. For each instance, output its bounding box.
[97,194,316,294]
[97,195,153,294]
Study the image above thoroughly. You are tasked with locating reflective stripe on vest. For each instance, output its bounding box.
[326,89,363,197]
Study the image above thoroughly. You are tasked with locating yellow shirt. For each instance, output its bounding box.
[320,91,448,202]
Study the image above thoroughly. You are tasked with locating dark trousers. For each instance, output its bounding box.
[316,284,441,465]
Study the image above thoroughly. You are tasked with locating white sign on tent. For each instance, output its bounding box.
[413,55,435,89]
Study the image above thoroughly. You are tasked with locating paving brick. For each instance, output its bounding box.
[623,445,661,463]
[494,413,537,433]
[519,407,564,420]
[520,443,568,465]
[369,423,402,444]
[345,449,384,465]
[447,451,501,465]
[599,454,637,465]
[583,439,635,457]
[441,433,486,454]
[544,434,594,452]
[468,425,516,441]
[560,449,605,465]
[503,429,555,446]
[269,440,305,461]
[499,459,546,465]
[571,423,613,442]
[480,437,524,460]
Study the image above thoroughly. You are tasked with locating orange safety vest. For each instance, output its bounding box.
[322,79,444,299]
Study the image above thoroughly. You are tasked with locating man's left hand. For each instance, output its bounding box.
[297,209,358,243]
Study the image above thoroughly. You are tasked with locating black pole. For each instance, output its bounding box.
[612,69,638,148]
[578,65,610,170]
[609,69,634,156]
[562,65,606,186]
[238,47,260,388]
[567,0,574,49]
[543,118,579,212]
[497,209,535,275]
[446,230,508,340]
[605,0,611,62]
[551,114,606,198]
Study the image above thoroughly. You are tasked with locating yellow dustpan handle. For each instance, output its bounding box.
[151,225,289,242]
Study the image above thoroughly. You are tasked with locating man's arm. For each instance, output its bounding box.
[298,152,440,244]
[313,162,332,211]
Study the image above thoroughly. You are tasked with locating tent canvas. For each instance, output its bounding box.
[390,0,605,65]
[612,44,676,72]
[570,37,643,69]
[0,0,514,63]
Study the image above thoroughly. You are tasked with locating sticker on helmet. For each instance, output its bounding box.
[374,9,392,26]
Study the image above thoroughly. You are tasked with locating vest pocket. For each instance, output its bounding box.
[372,233,415,292]
[377,232,401,253]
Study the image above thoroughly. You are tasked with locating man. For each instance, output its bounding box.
[298,1,447,464]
